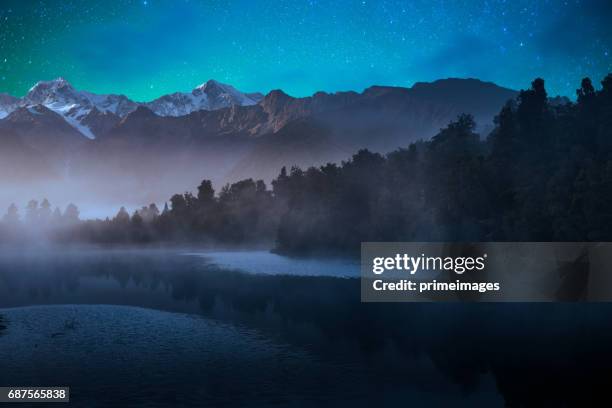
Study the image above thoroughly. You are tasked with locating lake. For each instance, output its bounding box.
[0,248,611,407]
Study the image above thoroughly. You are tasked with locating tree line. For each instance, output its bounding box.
[2,75,612,253]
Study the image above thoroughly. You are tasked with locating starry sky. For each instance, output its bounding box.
[0,0,611,100]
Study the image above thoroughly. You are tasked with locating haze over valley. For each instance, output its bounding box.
[0,77,517,217]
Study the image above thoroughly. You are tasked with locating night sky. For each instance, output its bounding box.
[0,0,611,100]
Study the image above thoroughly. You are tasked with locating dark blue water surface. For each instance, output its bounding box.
[0,248,611,407]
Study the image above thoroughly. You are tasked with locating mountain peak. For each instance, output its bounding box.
[265,89,290,99]
[127,105,157,118]
[29,77,73,93]
[261,89,291,106]
[193,79,241,97]
[26,77,82,107]
[201,79,221,87]
[152,79,264,113]
[410,77,515,93]
[53,76,70,85]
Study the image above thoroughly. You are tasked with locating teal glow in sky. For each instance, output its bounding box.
[0,0,611,100]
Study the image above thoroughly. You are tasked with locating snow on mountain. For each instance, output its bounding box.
[57,105,96,140]
[81,92,139,117]
[145,79,263,116]
[0,78,263,138]
[15,78,138,140]
[24,77,139,116]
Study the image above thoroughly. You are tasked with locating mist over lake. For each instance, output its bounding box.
[1,248,611,407]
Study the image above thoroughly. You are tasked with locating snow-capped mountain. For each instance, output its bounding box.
[9,78,137,140]
[145,80,263,116]
[0,78,263,139]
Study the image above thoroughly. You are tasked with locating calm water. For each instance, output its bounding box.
[0,248,611,407]
[185,250,361,277]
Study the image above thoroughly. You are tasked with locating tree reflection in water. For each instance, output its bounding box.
[1,249,611,407]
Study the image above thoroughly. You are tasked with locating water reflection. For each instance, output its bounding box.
[187,250,360,277]
[1,248,611,407]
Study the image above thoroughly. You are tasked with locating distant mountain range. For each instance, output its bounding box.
[0,78,263,139]
[0,77,518,216]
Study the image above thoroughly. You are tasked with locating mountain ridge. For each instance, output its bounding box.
[0,78,264,138]
[0,77,518,140]
[0,76,519,215]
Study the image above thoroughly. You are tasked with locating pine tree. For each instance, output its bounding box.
[2,204,20,224]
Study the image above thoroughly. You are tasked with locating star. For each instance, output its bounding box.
[0,0,610,99]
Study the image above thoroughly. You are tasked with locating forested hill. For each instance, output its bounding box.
[2,75,612,254]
